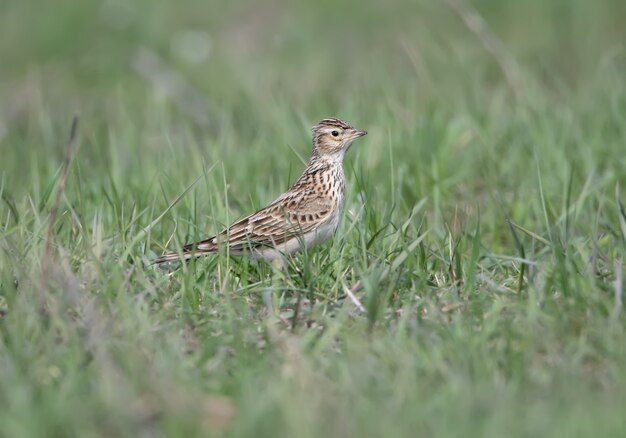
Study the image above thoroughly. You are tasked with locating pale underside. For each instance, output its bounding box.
[209,208,341,262]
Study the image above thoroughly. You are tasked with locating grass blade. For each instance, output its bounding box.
[507,218,526,294]
[120,166,215,263]
[616,185,626,250]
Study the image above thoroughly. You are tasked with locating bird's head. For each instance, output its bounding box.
[311,118,367,158]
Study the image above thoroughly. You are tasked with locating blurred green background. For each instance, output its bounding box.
[2,0,626,192]
[1,0,626,436]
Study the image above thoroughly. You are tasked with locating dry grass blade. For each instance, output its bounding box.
[508,220,552,247]
[40,116,79,297]
[444,0,522,100]
[342,282,365,313]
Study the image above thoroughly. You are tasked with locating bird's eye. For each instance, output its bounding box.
[331,130,339,137]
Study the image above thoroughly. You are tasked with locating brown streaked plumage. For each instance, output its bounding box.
[153,117,367,266]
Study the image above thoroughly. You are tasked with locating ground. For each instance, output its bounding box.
[1,0,626,436]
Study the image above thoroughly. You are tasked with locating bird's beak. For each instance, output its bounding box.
[353,129,368,138]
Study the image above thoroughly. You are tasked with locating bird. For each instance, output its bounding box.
[153,117,367,267]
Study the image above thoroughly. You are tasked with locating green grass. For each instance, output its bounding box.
[1,0,626,436]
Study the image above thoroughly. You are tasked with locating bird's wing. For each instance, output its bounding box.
[190,187,334,252]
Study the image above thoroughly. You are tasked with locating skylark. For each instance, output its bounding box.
[154,118,367,266]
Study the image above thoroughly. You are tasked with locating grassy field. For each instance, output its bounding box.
[1,0,626,436]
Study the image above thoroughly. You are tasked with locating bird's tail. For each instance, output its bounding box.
[152,247,213,265]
